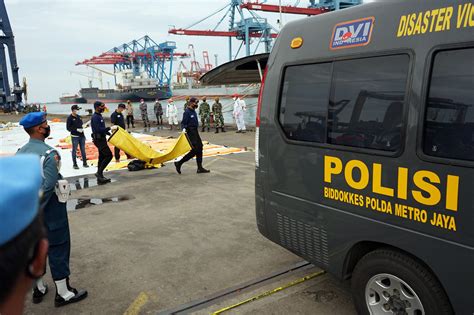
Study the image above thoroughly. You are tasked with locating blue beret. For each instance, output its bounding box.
[0,155,42,246]
[19,112,47,129]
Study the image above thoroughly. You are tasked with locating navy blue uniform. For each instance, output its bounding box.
[17,139,71,280]
[67,114,87,166]
[180,107,203,166]
[110,110,127,160]
[110,110,126,129]
[91,112,112,177]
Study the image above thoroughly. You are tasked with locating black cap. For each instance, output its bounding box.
[94,101,104,109]
[118,103,126,109]
[71,104,81,111]
[189,97,198,103]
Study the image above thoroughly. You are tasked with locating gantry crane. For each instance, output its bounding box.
[169,0,361,61]
[169,0,278,61]
[76,35,189,88]
[0,1,25,110]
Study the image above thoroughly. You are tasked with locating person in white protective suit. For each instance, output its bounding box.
[166,98,179,130]
[232,94,247,133]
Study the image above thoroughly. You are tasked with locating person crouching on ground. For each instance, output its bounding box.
[110,103,128,163]
[174,97,210,174]
[91,101,118,184]
[66,105,89,170]
[166,98,179,130]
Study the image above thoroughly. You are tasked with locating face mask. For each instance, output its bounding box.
[98,107,105,113]
[41,125,51,138]
[233,97,237,101]
[72,110,78,115]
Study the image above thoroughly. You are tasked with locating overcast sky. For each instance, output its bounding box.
[5,0,313,102]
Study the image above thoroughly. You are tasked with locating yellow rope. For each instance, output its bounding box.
[211,270,325,314]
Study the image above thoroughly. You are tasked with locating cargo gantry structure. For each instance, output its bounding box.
[168,0,361,61]
[0,1,25,110]
[76,35,189,89]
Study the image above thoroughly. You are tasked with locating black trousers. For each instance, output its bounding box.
[180,127,203,166]
[93,137,113,176]
[127,115,134,128]
[156,114,163,125]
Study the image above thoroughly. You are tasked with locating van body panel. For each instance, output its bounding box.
[257,0,474,313]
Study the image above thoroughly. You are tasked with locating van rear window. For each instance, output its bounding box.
[279,63,331,143]
[327,55,409,151]
[278,54,410,152]
[423,48,474,162]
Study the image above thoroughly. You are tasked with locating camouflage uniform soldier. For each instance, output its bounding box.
[139,99,149,127]
[199,97,211,132]
[212,97,225,133]
[184,96,190,111]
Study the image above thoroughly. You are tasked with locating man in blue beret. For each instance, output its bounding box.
[0,155,49,314]
[17,112,88,307]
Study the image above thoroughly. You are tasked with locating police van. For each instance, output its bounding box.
[202,0,473,313]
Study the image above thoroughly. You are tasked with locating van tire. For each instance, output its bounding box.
[351,248,453,315]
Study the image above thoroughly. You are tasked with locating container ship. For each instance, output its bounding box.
[79,70,171,103]
[59,93,87,104]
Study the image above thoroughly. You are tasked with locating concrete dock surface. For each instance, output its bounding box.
[17,124,356,314]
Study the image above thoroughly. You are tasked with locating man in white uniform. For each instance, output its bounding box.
[166,98,179,130]
[232,94,247,133]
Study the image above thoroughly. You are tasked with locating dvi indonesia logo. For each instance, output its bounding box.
[330,17,375,50]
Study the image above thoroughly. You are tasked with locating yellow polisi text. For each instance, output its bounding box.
[324,155,459,212]
[397,3,473,38]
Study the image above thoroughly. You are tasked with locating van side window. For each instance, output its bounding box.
[423,48,474,162]
[327,55,410,151]
[279,63,331,143]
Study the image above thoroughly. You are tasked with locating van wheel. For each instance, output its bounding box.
[351,248,453,315]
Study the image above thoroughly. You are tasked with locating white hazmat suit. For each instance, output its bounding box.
[166,101,179,126]
[233,97,247,132]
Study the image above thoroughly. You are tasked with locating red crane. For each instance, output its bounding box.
[202,51,213,72]
[76,52,189,66]
[240,2,329,15]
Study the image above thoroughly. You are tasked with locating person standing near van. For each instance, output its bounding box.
[154,99,163,125]
[66,105,88,169]
[166,98,179,130]
[139,99,149,128]
[212,97,225,133]
[126,100,135,129]
[233,94,246,133]
[17,112,89,307]
[174,97,210,174]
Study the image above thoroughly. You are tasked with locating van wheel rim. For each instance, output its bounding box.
[365,273,425,315]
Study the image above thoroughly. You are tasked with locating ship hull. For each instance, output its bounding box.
[80,87,171,103]
[59,96,87,104]
[171,84,259,100]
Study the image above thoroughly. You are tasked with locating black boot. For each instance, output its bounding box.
[174,161,182,174]
[207,127,210,132]
[197,161,210,173]
[221,127,226,132]
[32,284,48,304]
[73,164,79,170]
[54,278,88,308]
[215,128,219,134]
[201,127,205,132]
